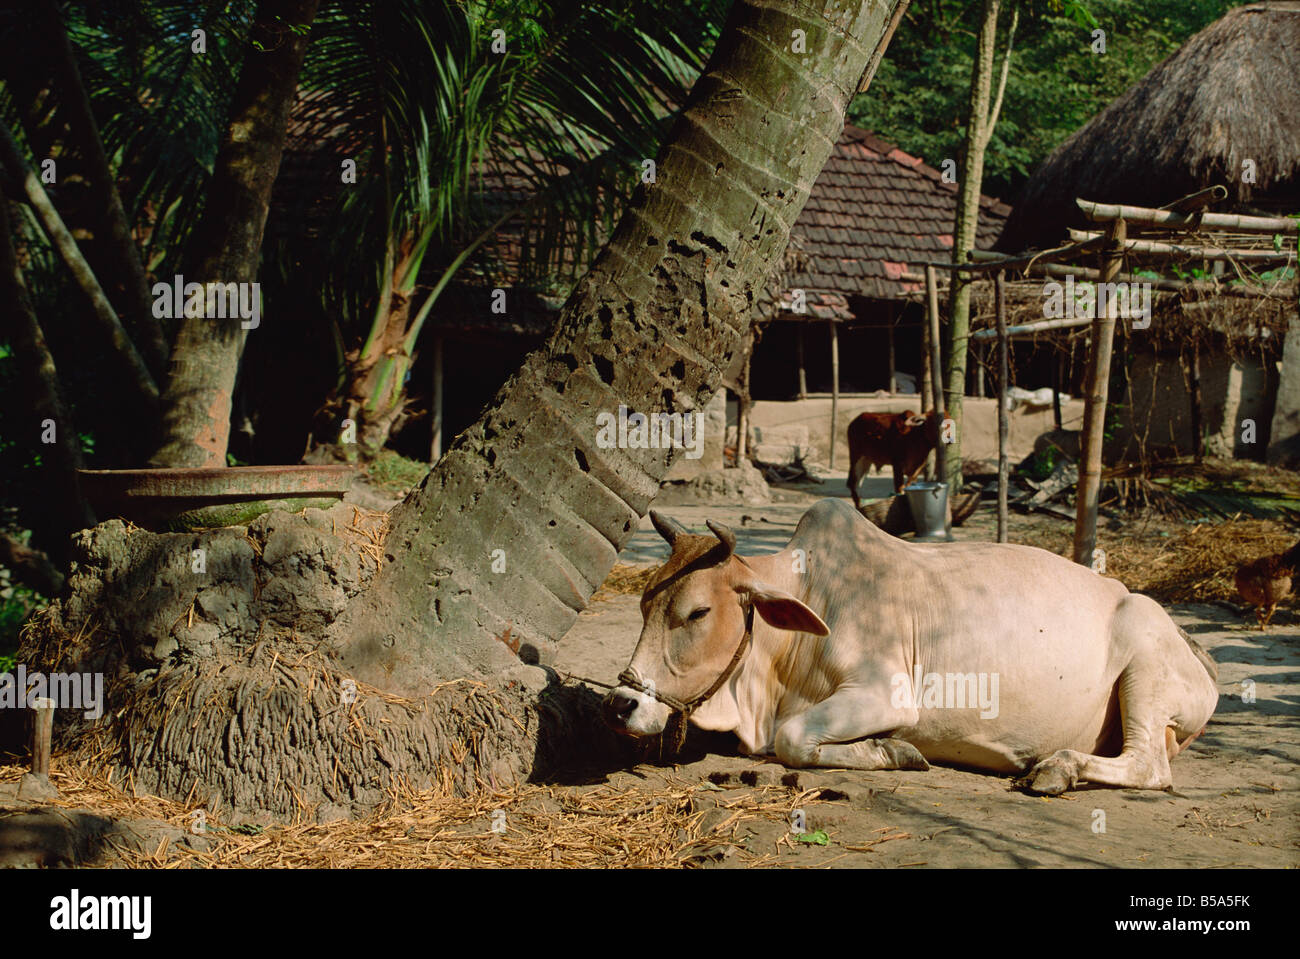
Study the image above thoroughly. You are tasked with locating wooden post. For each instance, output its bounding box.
[921,313,933,414]
[1189,343,1203,465]
[1052,350,1064,430]
[1072,219,1126,566]
[796,325,808,399]
[887,318,897,394]
[31,697,54,775]
[736,350,751,465]
[995,272,1009,543]
[828,319,840,469]
[429,332,444,462]
[926,265,947,484]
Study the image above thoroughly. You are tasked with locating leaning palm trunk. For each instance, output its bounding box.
[332,0,911,696]
[150,0,321,468]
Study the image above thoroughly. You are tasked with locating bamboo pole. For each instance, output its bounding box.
[970,316,1095,340]
[966,250,1294,299]
[1160,185,1229,213]
[1066,230,1296,262]
[828,319,839,469]
[995,271,1009,543]
[921,236,1105,274]
[1072,219,1126,567]
[1077,199,1298,235]
[31,697,54,775]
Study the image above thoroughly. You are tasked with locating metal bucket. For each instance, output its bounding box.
[904,481,953,542]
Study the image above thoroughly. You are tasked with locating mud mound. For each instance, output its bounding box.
[13,504,626,821]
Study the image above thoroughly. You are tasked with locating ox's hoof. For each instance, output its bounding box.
[1027,756,1077,795]
[883,739,930,771]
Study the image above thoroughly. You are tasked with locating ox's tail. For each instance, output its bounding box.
[1177,625,1219,682]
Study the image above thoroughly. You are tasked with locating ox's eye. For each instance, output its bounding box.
[688,607,710,622]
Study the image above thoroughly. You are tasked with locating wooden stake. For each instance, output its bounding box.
[828,319,840,469]
[995,271,1009,544]
[1189,344,1203,465]
[1052,351,1064,430]
[31,697,54,775]
[1073,219,1126,566]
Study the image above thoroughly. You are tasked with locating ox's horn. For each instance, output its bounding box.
[650,510,688,546]
[706,520,736,557]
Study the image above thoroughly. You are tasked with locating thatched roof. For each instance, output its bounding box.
[998,2,1300,251]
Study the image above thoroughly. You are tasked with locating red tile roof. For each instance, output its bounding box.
[780,125,1012,318]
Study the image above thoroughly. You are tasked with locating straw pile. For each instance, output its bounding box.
[0,760,827,868]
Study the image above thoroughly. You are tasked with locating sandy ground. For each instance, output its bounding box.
[556,474,1300,868]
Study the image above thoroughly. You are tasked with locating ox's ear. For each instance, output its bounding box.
[741,582,830,637]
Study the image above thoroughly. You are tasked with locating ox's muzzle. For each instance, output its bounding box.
[602,680,672,737]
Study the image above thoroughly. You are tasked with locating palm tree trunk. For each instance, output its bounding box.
[331,0,911,695]
[150,0,321,467]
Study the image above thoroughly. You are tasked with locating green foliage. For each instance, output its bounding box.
[365,449,431,492]
[1020,445,1060,481]
[848,0,1241,200]
[0,560,45,672]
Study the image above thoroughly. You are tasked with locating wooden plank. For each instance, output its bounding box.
[1077,198,1298,235]
[1072,219,1126,567]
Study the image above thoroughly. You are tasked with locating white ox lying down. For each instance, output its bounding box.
[604,499,1219,794]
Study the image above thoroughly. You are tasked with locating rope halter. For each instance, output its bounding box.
[616,604,755,718]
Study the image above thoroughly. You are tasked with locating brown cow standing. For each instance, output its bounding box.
[846,409,944,507]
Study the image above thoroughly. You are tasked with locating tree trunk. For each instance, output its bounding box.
[150,0,321,468]
[330,0,911,696]
[942,0,1014,492]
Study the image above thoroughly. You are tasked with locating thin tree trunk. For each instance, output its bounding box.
[151,0,321,468]
[942,0,1016,493]
[0,198,93,553]
[330,0,912,695]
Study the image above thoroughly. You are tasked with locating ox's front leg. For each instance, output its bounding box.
[772,688,929,771]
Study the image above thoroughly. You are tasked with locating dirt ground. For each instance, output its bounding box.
[1,470,1296,868]
[556,473,1299,868]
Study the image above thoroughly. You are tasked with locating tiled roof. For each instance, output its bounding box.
[781,125,1012,316]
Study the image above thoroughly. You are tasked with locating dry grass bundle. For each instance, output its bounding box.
[1108,520,1296,605]
[0,759,824,868]
[592,564,656,602]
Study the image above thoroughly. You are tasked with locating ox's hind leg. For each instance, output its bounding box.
[847,458,866,509]
[1027,596,1214,794]
[1026,664,1175,794]
[772,688,929,771]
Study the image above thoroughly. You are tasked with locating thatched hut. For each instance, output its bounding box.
[990,2,1300,465]
[997,1,1300,252]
